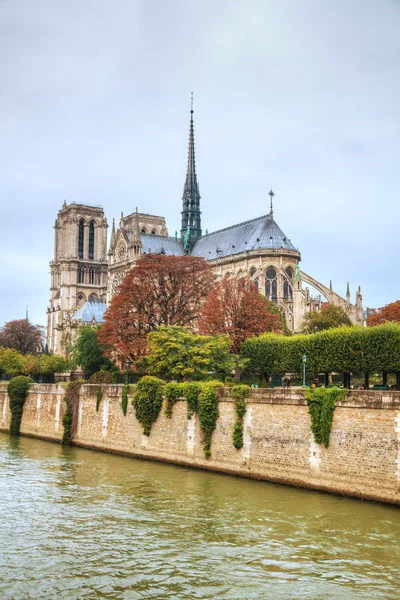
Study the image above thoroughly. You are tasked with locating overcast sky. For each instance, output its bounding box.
[0,0,399,327]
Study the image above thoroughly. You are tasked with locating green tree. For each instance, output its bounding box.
[301,305,353,334]
[0,347,25,377]
[73,326,113,376]
[138,326,235,381]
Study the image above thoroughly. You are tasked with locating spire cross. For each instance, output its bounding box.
[269,189,275,215]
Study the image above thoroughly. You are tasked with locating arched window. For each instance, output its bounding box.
[253,279,259,291]
[284,281,293,301]
[89,221,95,260]
[141,228,146,234]
[284,267,293,301]
[89,268,95,285]
[265,267,278,303]
[77,292,85,306]
[151,230,156,235]
[78,220,84,259]
[78,267,84,284]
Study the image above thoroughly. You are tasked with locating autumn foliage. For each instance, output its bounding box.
[99,254,214,361]
[199,276,282,353]
[0,319,42,354]
[366,300,400,327]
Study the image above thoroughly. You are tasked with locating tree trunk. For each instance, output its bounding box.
[383,370,388,387]
[364,371,369,390]
[396,372,400,391]
[324,372,330,387]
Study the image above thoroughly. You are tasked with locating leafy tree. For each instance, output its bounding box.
[99,254,215,361]
[0,347,25,377]
[199,276,282,353]
[0,319,42,354]
[73,326,113,376]
[21,354,70,378]
[137,326,234,381]
[301,304,353,334]
[366,300,400,327]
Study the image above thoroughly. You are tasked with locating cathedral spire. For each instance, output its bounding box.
[268,189,275,217]
[181,93,202,251]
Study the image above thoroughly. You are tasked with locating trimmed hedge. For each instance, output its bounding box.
[241,323,400,376]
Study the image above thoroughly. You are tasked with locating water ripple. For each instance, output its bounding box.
[1,433,400,599]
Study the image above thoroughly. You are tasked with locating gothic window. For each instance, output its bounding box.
[78,267,84,284]
[89,220,95,260]
[78,220,84,259]
[265,267,278,303]
[253,279,259,291]
[141,228,146,234]
[284,267,293,301]
[151,230,156,235]
[77,293,85,307]
[89,268,95,285]
[286,267,293,280]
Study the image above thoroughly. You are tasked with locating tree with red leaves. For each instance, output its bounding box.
[366,300,400,327]
[199,276,282,353]
[99,254,214,361]
[0,319,42,355]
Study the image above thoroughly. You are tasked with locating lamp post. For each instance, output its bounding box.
[125,359,130,385]
[302,354,307,388]
[39,363,44,384]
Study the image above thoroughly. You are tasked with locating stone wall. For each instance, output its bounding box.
[1,382,400,505]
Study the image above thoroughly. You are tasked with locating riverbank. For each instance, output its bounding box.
[1,382,400,505]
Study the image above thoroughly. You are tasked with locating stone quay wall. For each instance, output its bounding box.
[1,382,400,505]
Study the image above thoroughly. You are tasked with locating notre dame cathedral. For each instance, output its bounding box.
[46,99,364,355]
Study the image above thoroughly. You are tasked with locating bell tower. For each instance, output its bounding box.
[46,202,108,354]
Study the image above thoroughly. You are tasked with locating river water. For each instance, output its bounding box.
[1,433,400,600]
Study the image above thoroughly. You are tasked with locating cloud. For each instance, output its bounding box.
[0,0,399,325]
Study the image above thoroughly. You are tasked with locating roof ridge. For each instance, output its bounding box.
[200,214,272,237]
[140,234,183,243]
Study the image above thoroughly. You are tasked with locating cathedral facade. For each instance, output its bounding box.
[46,102,364,355]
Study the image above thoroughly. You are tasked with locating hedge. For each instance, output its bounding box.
[241,323,400,376]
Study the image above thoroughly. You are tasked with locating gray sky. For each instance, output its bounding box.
[1,0,399,327]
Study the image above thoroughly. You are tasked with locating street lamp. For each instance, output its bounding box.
[125,359,130,385]
[302,354,307,388]
[39,363,44,384]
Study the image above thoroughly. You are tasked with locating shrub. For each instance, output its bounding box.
[89,370,113,384]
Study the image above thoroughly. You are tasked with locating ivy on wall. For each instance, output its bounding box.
[8,375,32,436]
[121,384,130,416]
[231,385,248,449]
[197,381,223,458]
[62,381,83,445]
[164,382,186,418]
[96,387,103,412]
[305,387,349,447]
[132,376,165,436]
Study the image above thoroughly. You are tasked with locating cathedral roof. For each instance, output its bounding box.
[191,213,297,260]
[140,234,184,256]
[72,298,107,323]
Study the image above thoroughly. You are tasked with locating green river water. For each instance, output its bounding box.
[1,432,400,600]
